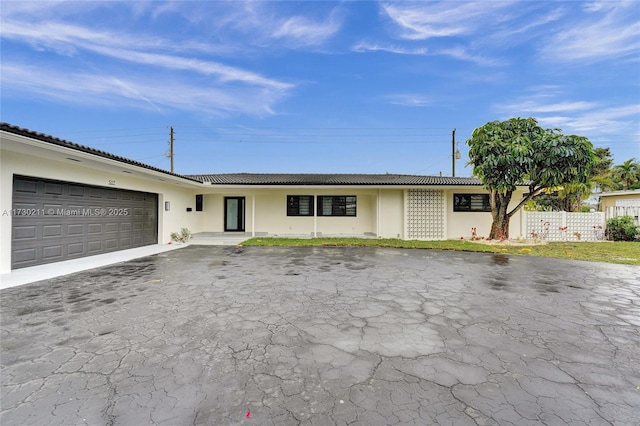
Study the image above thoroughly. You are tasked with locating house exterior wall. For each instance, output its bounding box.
[600,193,640,210]
[444,188,526,239]
[198,189,379,236]
[0,148,202,273]
[377,189,404,239]
[194,187,528,240]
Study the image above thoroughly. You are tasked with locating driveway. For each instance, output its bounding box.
[1,246,639,425]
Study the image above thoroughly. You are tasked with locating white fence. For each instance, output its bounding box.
[523,211,605,241]
[605,206,640,226]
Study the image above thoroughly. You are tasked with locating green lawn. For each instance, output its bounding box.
[240,237,640,266]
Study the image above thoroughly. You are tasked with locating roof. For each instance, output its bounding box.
[0,122,202,183]
[2,122,487,187]
[597,189,640,197]
[187,173,483,186]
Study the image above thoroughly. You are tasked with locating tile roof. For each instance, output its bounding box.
[0,122,202,183]
[188,173,483,186]
[2,122,488,187]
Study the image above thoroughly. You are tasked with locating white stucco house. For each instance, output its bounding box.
[1,123,527,273]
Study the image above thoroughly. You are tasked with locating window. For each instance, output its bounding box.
[195,194,203,211]
[287,195,314,216]
[317,196,357,216]
[453,194,491,212]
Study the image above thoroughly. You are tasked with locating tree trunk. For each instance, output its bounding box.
[489,214,510,240]
[489,190,512,240]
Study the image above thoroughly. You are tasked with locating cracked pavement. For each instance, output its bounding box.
[1,246,639,425]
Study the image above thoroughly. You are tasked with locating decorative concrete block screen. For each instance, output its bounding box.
[524,211,605,241]
[406,189,445,240]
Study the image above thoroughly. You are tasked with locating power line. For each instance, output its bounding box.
[57,127,166,134]
[71,132,165,141]
[171,139,456,145]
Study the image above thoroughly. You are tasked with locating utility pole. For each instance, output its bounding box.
[452,128,456,177]
[168,126,174,173]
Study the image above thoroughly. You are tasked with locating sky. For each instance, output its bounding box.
[1,1,639,177]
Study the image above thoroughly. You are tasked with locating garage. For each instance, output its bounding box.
[11,175,158,269]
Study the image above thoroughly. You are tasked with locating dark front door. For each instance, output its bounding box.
[224,197,245,232]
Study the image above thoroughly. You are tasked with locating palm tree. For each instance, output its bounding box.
[614,158,640,190]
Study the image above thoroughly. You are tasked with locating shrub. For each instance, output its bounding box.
[170,227,192,243]
[605,216,638,241]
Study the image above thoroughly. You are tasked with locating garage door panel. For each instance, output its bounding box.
[14,179,38,193]
[42,245,63,260]
[43,225,63,237]
[13,226,37,240]
[44,182,63,195]
[13,202,39,211]
[88,241,102,253]
[13,248,37,264]
[104,239,119,250]
[68,185,85,196]
[12,176,158,269]
[67,224,85,236]
[67,242,85,256]
[88,224,102,234]
[105,223,118,233]
[88,188,103,198]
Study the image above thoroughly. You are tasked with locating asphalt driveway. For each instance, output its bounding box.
[1,246,639,425]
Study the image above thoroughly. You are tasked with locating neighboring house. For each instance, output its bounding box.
[1,123,527,273]
[598,189,640,226]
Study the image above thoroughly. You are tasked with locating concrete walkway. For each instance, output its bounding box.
[1,246,639,425]
[1,234,253,290]
[0,244,185,290]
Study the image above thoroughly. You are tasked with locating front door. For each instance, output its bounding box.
[224,197,245,232]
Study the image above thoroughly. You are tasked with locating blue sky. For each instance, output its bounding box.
[1,1,639,176]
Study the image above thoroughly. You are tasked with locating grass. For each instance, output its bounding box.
[240,237,640,266]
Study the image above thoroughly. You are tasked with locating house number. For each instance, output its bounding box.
[108,180,116,186]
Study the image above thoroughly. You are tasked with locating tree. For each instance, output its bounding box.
[589,147,617,192]
[467,117,595,239]
[530,146,614,211]
[613,158,640,190]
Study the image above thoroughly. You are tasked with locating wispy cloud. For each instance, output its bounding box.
[386,94,432,107]
[497,96,640,138]
[373,1,526,65]
[501,101,598,114]
[0,5,294,116]
[170,1,343,49]
[380,1,516,40]
[352,41,427,55]
[438,46,505,66]
[537,105,640,134]
[1,62,286,117]
[352,41,499,66]
[540,1,640,63]
[271,11,342,47]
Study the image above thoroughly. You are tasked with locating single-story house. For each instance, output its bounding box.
[598,189,640,210]
[598,189,640,226]
[1,122,527,273]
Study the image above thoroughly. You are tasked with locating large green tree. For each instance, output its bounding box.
[467,117,595,239]
[532,147,615,211]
